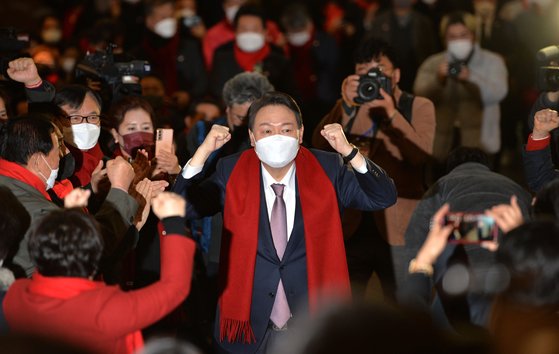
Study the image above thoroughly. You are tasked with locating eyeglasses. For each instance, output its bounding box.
[67,114,101,124]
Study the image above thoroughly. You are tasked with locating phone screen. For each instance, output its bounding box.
[445,213,497,243]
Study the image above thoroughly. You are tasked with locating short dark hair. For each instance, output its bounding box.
[353,36,400,69]
[233,4,267,29]
[54,84,102,111]
[247,92,303,131]
[534,179,559,220]
[144,0,174,17]
[28,209,103,278]
[222,72,274,107]
[108,95,155,130]
[0,115,55,165]
[445,147,490,173]
[497,221,559,306]
[281,3,311,32]
[0,186,30,261]
[440,11,476,40]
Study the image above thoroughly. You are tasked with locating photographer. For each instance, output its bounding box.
[312,37,435,301]
[414,11,508,163]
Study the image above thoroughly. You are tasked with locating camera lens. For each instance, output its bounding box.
[357,80,379,102]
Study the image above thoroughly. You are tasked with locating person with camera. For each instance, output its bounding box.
[312,36,435,301]
[414,11,508,166]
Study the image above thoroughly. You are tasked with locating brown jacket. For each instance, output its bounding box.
[312,91,435,245]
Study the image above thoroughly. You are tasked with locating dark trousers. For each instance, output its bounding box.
[344,213,398,302]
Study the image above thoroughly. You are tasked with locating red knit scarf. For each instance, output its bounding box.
[29,272,143,353]
[0,159,51,201]
[234,42,271,72]
[219,147,350,343]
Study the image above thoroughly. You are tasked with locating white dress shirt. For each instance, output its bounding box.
[261,163,296,241]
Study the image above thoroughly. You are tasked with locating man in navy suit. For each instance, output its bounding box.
[173,92,397,353]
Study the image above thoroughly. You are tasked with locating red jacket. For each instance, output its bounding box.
[3,230,195,354]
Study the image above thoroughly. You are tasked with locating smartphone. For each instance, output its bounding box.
[155,128,173,156]
[444,212,498,244]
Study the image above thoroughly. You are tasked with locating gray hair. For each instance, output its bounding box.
[222,72,275,107]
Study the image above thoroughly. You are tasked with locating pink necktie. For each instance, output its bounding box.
[270,183,291,328]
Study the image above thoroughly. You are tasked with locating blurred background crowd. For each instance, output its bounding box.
[2,0,559,354]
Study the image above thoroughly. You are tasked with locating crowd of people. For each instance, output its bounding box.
[1,0,559,353]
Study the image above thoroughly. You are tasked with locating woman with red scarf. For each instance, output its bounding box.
[4,192,195,354]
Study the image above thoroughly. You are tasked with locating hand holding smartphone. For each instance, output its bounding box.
[155,128,173,157]
[444,212,498,244]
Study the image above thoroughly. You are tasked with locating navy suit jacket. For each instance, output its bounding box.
[173,148,396,353]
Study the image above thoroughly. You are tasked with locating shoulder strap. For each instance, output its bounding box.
[397,91,415,124]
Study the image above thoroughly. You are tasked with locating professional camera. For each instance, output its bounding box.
[75,44,151,105]
[354,67,392,104]
[536,45,559,91]
[448,61,463,78]
[0,27,29,77]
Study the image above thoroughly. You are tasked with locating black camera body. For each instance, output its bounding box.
[537,45,559,92]
[448,61,463,78]
[354,67,392,104]
[75,44,151,104]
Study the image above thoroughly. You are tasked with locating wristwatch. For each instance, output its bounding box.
[343,144,359,163]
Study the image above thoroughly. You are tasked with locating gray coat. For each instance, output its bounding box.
[0,175,138,278]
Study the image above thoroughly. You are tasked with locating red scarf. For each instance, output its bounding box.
[0,159,51,201]
[29,272,143,353]
[220,148,350,343]
[67,143,104,188]
[234,42,271,72]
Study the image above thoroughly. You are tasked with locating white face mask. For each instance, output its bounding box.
[154,18,177,38]
[447,39,473,61]
[254,134,300,168]
[287,31,311,47]
[225,5,240,23]
[236,32,265,52]
[63,123,101,150]
[39,154,59,190]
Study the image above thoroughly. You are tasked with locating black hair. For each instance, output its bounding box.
[0,115,55,165]
[28,209,103,278]
[233,4,267,29]
[144,0,175,17]
[497,221,559,307]
[534,179,559,220]
[445,147,490,173]
[297,302,487,354]
[54,84,102,111]
[353,36,400,69]
[0,87,13,119]
[281,3,311,32]
[247,91,303,131]
[0,186,30,261]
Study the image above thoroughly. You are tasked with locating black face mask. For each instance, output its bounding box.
[56,152,76,181]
